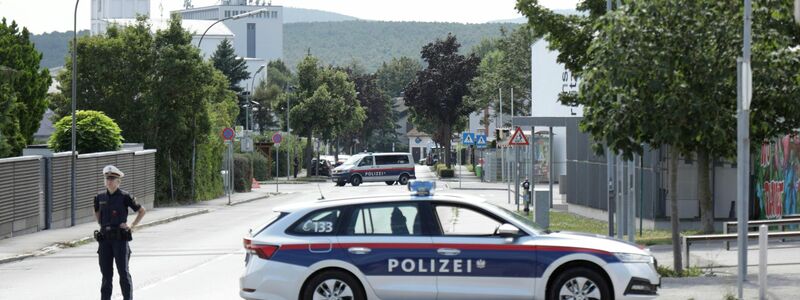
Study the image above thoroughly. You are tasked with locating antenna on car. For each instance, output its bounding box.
[317,184,325,200]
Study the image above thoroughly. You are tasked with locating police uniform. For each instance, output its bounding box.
[94,165,141,300]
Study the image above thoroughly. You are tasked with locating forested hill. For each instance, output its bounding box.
[32,22,518,71]
[284,21,519,72]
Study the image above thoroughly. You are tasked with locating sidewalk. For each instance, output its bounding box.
[0,186,278,265]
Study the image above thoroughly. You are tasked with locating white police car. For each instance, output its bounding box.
[331,152,416,186]
[240,181,659,300]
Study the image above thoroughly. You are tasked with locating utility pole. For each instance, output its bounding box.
[737,1,752,298]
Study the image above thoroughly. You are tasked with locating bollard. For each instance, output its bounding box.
[759,224,767,300]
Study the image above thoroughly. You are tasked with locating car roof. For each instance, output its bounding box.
[274,192,488,213]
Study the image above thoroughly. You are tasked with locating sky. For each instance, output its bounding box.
[0,0,578,34]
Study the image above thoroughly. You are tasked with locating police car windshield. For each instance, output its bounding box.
[489,203,547,234]
[342,154,365,166]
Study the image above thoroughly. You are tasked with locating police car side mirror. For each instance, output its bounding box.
[497,223,520,238]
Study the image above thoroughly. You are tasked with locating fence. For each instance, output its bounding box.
[0,150,156,239]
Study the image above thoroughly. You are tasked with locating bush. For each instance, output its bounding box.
[439,168,454,178]
[48,110,123,153]
[250,152,269,181]
[233,153,252,192]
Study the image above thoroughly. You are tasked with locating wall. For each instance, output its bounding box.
[754,135,800,219]
[0,150,156,239]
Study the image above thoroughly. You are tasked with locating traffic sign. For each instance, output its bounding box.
[235,126,244,138]
[221,127,235,141]
[475,134,487,148]
[508,127,529,146]
[272,132,282,144]
[461,132,475,145]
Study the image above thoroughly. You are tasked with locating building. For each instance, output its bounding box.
[175,0,283,91]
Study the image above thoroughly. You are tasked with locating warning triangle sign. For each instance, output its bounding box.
[463,134,474,144]
[508,127,529,146]
[476,135,486,145]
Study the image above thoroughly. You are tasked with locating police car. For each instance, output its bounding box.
[331,152,416,186]
[240,181,659,300]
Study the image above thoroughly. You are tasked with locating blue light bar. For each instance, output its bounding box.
[408,180,435,196]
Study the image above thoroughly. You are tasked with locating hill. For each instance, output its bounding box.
[283,7,358,23]
[284,21,519,72]
[30,30,90,69]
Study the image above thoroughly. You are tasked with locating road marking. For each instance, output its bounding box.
[134,253,234,293]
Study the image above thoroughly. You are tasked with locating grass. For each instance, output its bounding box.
[523,210,699,246]
[656,265,704,277]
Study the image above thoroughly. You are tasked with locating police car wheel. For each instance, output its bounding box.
[548,267,611,300]
[350,175,362,186]
[398,174,410,185]
[302,270,365,300]
[385,181,395,185]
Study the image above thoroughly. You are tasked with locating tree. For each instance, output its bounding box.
[376,56,422,98]
[404,34,480,168]
[48,110,123,153]
[254,59,292,132]
[0,18,52,157]
[290,55,364,176]
[346,71,396,153]
[0,66,18,157]
[56,16,238,204]
[211,39,250,92]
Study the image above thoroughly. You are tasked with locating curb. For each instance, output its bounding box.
[0,209,211,265]
[228,193,281,206]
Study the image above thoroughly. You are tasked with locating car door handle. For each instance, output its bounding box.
[348,247,372,255]
[437,248,460,256]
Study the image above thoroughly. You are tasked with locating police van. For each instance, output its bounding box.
[331,152,416,186]
[240,181,660,300]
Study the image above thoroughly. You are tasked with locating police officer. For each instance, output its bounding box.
[94,165,146,300]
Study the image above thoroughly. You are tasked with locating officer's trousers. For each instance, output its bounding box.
[98,239,132,300]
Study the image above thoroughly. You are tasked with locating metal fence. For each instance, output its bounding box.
[0,150,156,239]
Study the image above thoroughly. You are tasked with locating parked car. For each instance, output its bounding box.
[309,158,332,176]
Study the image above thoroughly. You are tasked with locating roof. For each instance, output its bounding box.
[406,128,431,137]
[101,18,235,37]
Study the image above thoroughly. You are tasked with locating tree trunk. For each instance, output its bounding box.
[697,148,714,233]
[305,132,313,177]
[334,139,340,164]
[670,146,683,273]
[443,127,452,168]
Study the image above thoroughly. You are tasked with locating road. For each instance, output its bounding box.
[0,179,413,300]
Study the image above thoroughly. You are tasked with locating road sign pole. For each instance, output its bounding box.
[276,144,279,193]
[458,143,462,189]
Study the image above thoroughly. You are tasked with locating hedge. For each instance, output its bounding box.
[234,153,252,192]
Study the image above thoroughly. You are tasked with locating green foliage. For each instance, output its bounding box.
[233,153,252,192]
[375,57,422,98]
[48,110,123,153]
[249,152,269,181]
[404,34,479,167]
[258,60,293,132]
[344,71,397,152]
[284,21,519,72]
[656,265,703,278]
[0,18,52,157]
[54,16,238,204]
[290,55,365,175]
[211,38,250,93]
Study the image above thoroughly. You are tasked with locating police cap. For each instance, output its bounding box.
[103,165,124,178]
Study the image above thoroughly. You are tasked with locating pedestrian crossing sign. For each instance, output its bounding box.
[462,132,475,145]
[508,127,529,146]
[475,134,487,148]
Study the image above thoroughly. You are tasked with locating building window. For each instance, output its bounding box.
[247,23,256,58]
[271,11,277,18]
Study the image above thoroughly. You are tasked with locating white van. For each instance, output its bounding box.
[331,152,416,186]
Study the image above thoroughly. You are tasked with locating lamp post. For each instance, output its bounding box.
[197,8,268,48]
[71,0,80,227]
[248,65,265,132]
[286,85,294,180]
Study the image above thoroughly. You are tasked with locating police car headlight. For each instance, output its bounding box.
[614,253,654,264]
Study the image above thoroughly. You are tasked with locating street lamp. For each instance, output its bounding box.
[248,64,266,131]
[197,8,268,48]
[71,0,80,227]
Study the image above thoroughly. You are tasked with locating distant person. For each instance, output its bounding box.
[94,165,146,300]
[293,156,299,178]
